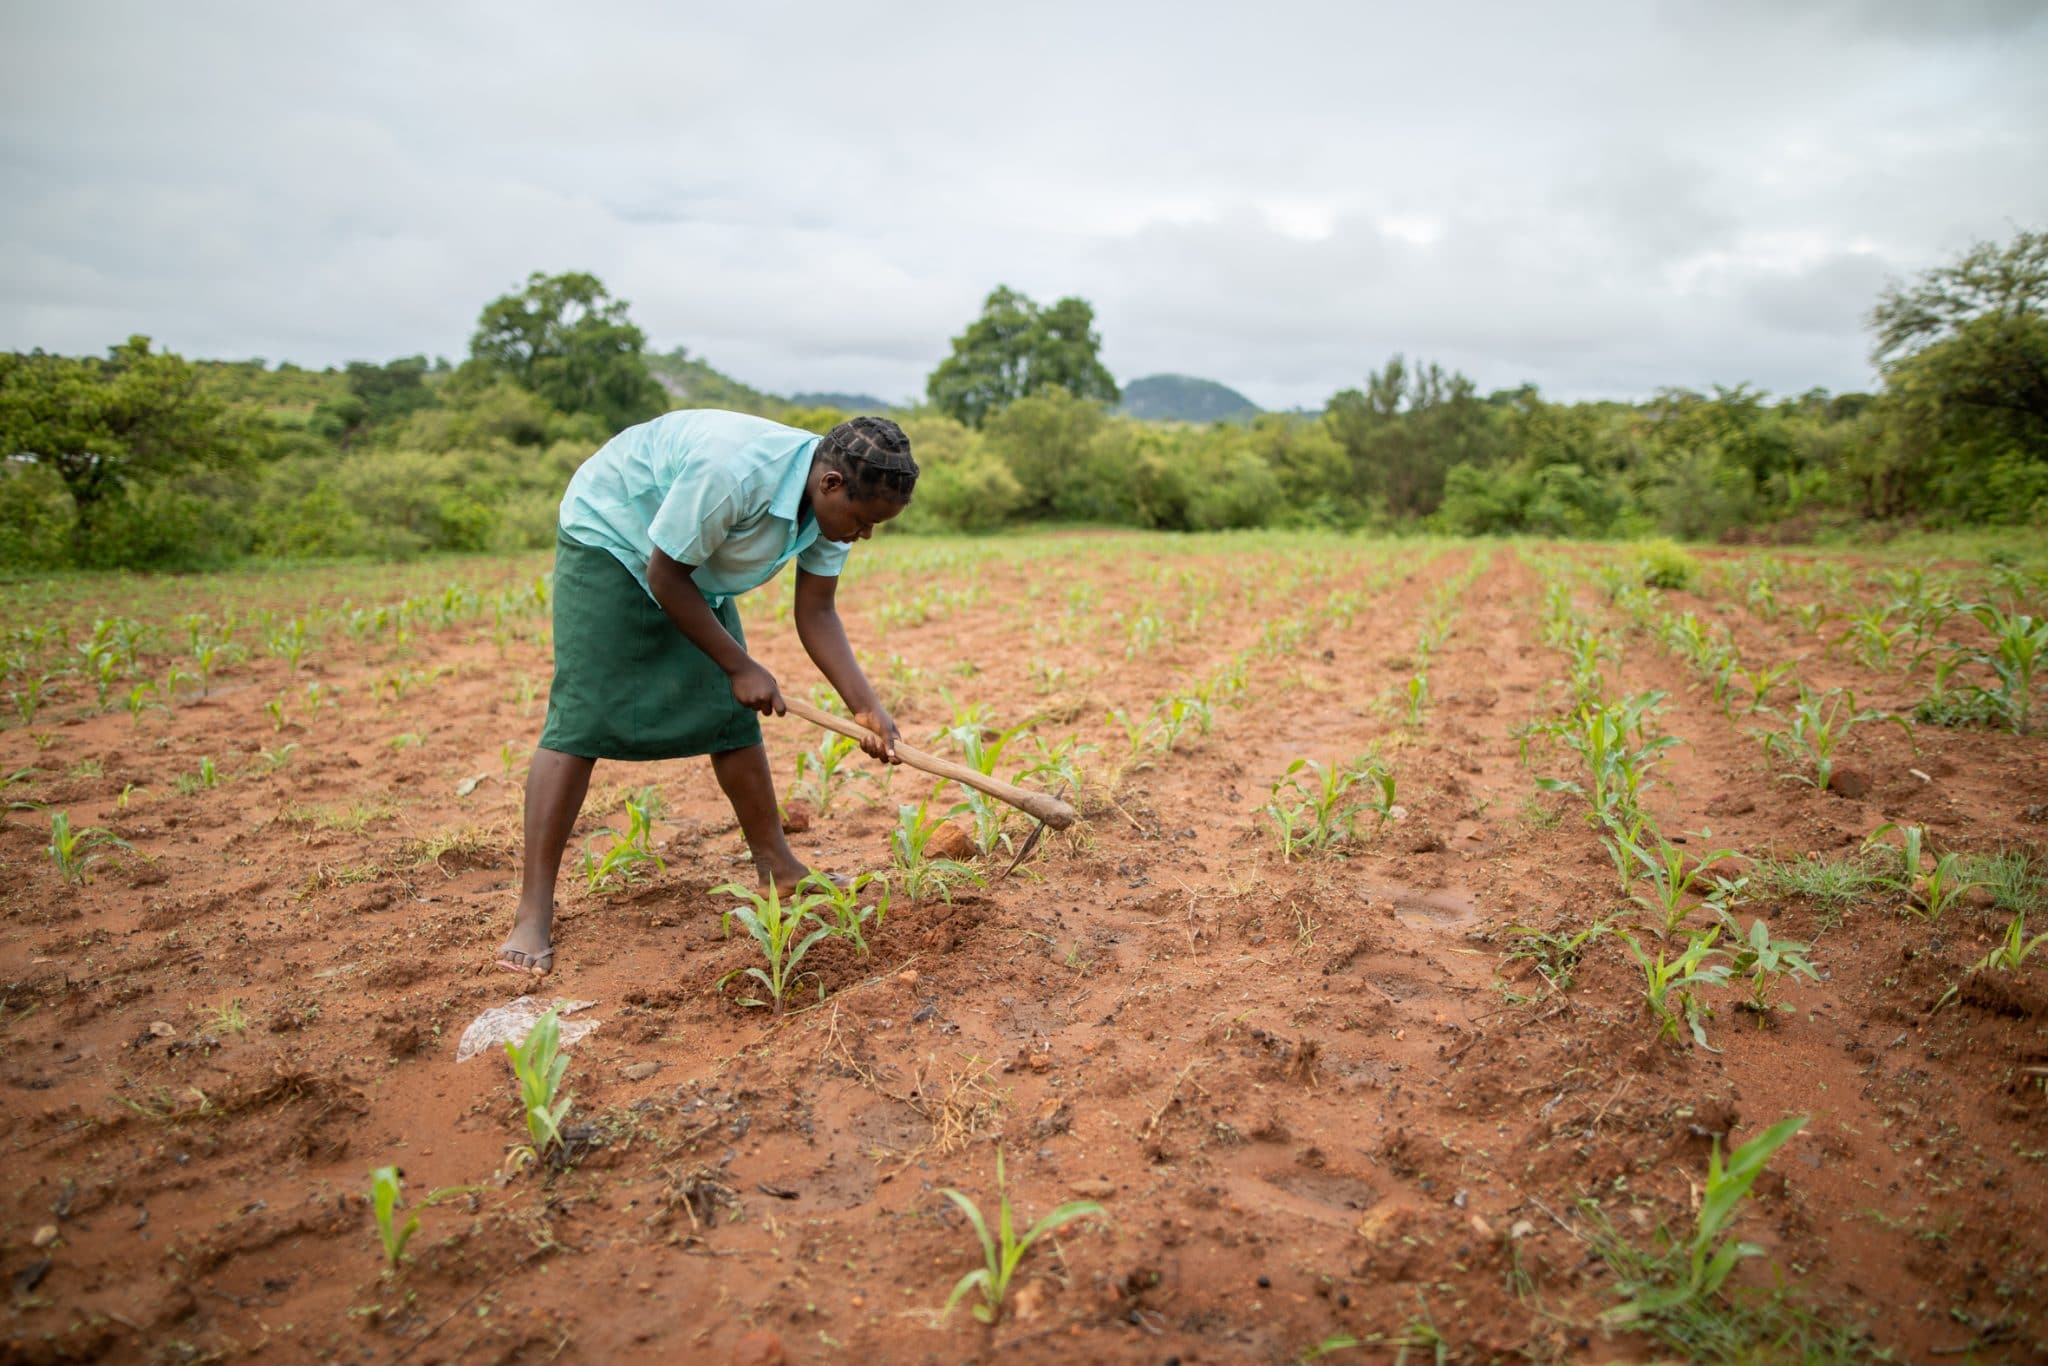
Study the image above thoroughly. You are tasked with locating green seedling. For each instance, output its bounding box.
[1969,911,2046,974]
[1755,685,1911,790]
[1733,660,1796,714]
[890,797,985,903]
[1962,601,2047,733]
[712,879,833,1013]
[1016,733,1095,797]
[1530,691,1678,823]
[124,681,161,723]
[370,1166,417,1267]
[268,617,311,671]
[1623,928,1731,1050]
[208,999,249,1034]
[1153,693,1213,752]
[1106,707,1167,772]
[789,732,871,817]
[1719,913,1819,1016]
[1611,825,1741,940]
[47,811,132,883]
[941,1148,1104,1325]
[266,694,289,733]
[1909,852,1983,921]
[10,673,51,725]
[580,797,665,892]
[1832,605,1917,671]
[1404,674,1429,728]
[799,869,888,958]
[1263,755,1396,859]
[1600,1116,1809,1328]
[504,1006,571,1163]
[1864,822,1926,893]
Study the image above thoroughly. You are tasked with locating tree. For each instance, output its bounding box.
[1862,229,2048,520]
[0,336,241,516]
[1870,230,2048,445]
[1325,356,1502,518]
[469,271,669,431]
[926,286,1118,427]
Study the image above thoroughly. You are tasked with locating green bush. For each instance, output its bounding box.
[0,461,76,570]
[1635,539,1701,590]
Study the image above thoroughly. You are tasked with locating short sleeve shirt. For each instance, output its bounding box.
[557,409,851,606]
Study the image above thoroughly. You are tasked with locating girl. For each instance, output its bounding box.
[496,410,917,975]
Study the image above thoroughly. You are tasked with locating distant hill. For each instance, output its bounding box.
[1116,374,1261,424]
[643,347,779,416]
[786,391,899,413]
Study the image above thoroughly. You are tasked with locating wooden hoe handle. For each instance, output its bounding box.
[781,697,1078,830]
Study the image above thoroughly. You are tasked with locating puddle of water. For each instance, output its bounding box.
[1363,882,1481,930]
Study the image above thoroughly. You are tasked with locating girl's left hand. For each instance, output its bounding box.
[854,707,900,763]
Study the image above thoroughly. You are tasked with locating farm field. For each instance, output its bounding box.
[2,530,2045,1363]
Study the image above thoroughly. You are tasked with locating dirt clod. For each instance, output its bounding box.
[1827,765,1873,799]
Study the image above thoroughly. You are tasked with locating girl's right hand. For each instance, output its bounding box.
[729,662,786,716]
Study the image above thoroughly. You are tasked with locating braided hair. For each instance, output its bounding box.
[818,416,918,502]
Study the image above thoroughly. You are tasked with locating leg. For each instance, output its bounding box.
[498,747,596,973]
[709,742,809,891]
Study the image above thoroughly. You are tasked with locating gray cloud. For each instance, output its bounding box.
[2,0,2043,409]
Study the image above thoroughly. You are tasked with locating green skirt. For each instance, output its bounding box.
[537,532,762,761]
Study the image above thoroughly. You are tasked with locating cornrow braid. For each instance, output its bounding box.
[819,416,918,501]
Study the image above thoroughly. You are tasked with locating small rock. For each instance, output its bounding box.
[622,1061,661,1082]
[1026,1052,1051,1073]
[1010,1278,1053,1322]
[31,1225,59,1249]
[730,1330,785,1366]
[1070,1178,1116,1199]
[1509,1219,1535,1240]
[926,820,975,861]
[897,969,919,986]
[148,1022,176,1039]
[1704,792,1755,817]
[1827,765,1872,800]
[779,801,813,835]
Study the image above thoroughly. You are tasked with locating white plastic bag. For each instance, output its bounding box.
[456,995,601,1062]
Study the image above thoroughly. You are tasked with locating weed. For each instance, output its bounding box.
[1959,847,2043,914]
[1501,914,1618,994]
[208,999,249,1035]
[47,812,132,883]
[256,743,299,773]
[940,1148,1104,1325]
[505,1006,571,1164]
[1635,541,1701,591]
[712,879,833,1013]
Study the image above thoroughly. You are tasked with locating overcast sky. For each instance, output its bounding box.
[3,2,2045,410]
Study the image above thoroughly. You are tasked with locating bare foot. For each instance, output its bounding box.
[496,910,555,976]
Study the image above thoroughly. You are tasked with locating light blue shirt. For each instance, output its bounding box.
[558,409,851,606]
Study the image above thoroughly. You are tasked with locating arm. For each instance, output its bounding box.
[793,567,899,761]
[647,547,785,715]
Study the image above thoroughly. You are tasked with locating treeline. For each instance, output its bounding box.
[1,232,2041,573]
